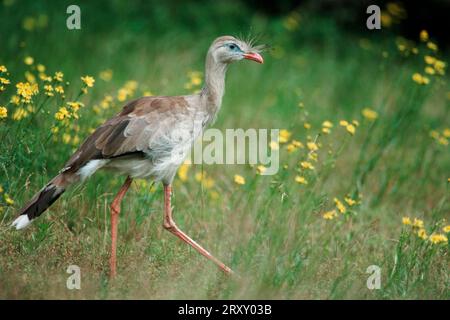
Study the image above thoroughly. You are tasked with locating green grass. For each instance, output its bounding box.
[0,1,449,299]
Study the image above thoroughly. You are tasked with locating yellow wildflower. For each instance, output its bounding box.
[412,218,424,228]
[307,141,318,151]
[0,106,7,119]
[442,225,450,233]
[234,174,245,185]
[0,77,10,84]
[99,69,113,82]
[0,65,7,73]
[334,198,346,214]
[177,163,190,182]
[419,30,429,42]
[362,108,378,120]
[295,176,308,185]
[4,193,14,205]
[256,165,267,175]
[24,56,34,65]
[323,210,337,220]
[339,120,348,126]
[36,64,45,72]
[10,95,20,105]
[417,228,428,240]
[16,82,39,103]
[54,71,64,82]
[322,127,331,134]
[300,161,314,170]
[279,129,291,144]
[412,73,429,85]
[424,55,436,64]
[12,108,28,120]
[81,75,95,87]
[429,234,448,244]
[346,124,356,135]
[424,66,435,75]
[427,42,437,51]
[55,107,70,121]
[55,85,64,94]
[322,120,333,128]
[402,217,411,225]
[0,185,3,193]
[344,197,356,206]
[303,122,311,129]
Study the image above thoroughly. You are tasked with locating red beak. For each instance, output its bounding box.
[243,52,264,64]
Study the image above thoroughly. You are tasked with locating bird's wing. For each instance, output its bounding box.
[63,96,191,174]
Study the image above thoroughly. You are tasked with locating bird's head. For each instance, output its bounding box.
[208,35,264,65]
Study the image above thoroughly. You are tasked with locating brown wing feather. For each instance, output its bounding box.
[63,96,189,174]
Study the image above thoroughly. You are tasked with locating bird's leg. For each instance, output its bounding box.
[162,184,233,274]
[109,176,133,278]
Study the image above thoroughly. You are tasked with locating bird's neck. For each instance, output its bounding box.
[200,53,228,122]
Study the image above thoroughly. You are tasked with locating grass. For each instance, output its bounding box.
[0,1,449,299]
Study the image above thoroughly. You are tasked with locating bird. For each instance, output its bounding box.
[11,35,264,277]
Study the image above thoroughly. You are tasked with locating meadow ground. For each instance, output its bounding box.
[0,1,449,299]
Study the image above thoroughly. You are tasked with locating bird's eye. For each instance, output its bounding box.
[229,44,236,50]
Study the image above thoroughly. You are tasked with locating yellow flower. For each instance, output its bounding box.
[322,120,333,128]
[279,129,291,144]
[352,120,359,127]
[442,225,450,233]
[424,55,436,65]
[16,82,39,103]
[67,101,84,112]
[438,137,448,146]
[99,69,113,82]
[234,174,245,185]
[4,193,14,205]
[362,108,378,120]
[295,176,308,185]
[323,210,337,220]
[427,42,438,51]
[24,56,34,65]
[81,75,95,87]
[334,198,346,214]
[62,133,71,144]
[54,107,70,121]
[177,163,190,182]
[12,108,29,120]
[0,106,7,119]
[300,161,314,170]
[256,165,267,175]
[344,197,356,206]
[412,218,424,228]
[10,95,20,105]
[339,120,348,126]
[346,124,356,135]
[36,64,45,72]
[0,65,7,73]
[307,141,318,151]
[0,185,3,193]
[429,234,448,244]
[402,217,411,225]
[412,73,429,85]
[303,122,311,129]
[322,127,331,134]
[419,30,429,42]
[54,71,64,82]
[0,77,10,84]
[54,85,64,94]
[417,228,428,240]
[424,66,435,75]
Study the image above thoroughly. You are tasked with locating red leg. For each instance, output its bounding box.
[162,184,233,274]
[110,176,132,278]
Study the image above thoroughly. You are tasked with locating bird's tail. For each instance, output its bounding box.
[12,173,74,230]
